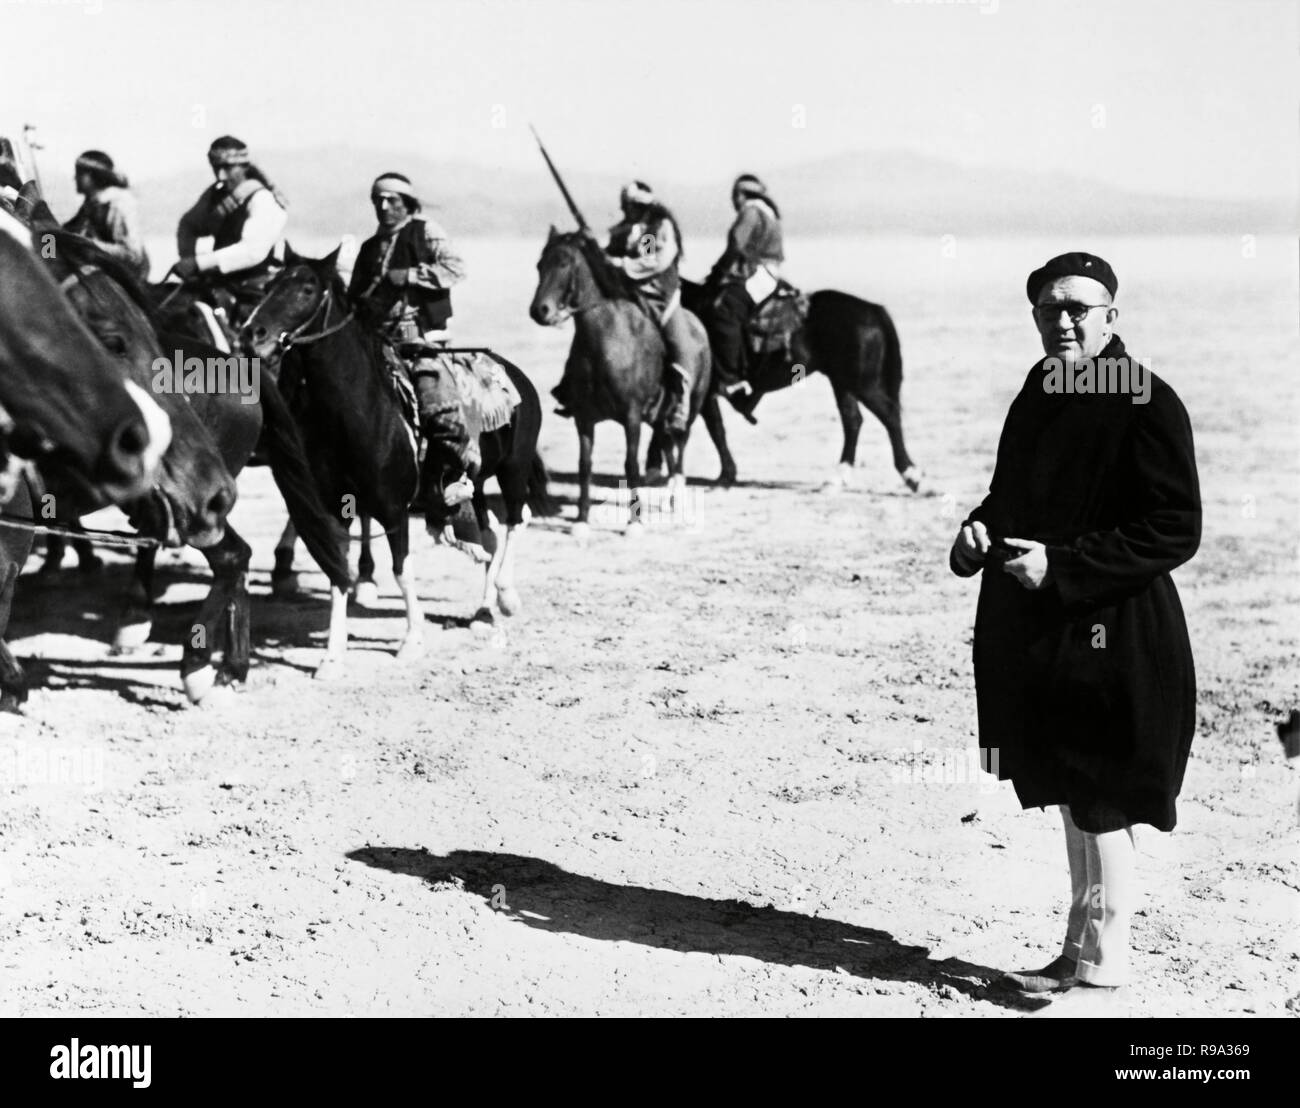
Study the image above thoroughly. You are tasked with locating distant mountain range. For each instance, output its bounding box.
[38,146,1296,242]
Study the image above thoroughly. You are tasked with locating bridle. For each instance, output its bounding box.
[247,269,355,353]
[541,239,604,324]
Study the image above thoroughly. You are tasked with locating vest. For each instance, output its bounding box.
[351,217,452,334]
[211,179,278,276]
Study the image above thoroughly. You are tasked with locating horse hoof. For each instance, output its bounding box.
[353,579,381,608]
[901,465,926,494]
[469,607,496,633]
[112,621,153,654]
[182,665,216,704]
[572,521,591,545]
[644,466,667,486]
[496,586,522,617]
[715,470,737,488]
[314,657,345,682]
[396,637,425,663]
[271,572,300,599]
[0,689,26,714]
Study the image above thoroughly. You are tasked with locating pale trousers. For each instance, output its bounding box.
[1059,805,1136,986]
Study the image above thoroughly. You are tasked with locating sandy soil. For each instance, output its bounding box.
[0,235,1295,1017]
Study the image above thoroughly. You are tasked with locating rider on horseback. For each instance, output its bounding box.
[63,150,150,282]
[172,136,289,323]
[347,172,476,507]
[553,181,696,432]
[705,173,784,416]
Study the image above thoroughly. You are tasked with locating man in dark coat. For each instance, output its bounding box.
[950,252,1201,1007]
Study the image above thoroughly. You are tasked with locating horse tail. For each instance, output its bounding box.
[877,304,904,396]
[527,451,557,517]
[258,369,353,591]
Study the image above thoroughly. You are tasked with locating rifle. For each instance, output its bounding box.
[529,124,591,235]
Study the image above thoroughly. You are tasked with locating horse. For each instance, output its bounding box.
[29,224,351,702]
[0,211,173,709]
[239,245,551,672]
[0,209,170,504]
[528,228,712,539]
[677,277,924,493]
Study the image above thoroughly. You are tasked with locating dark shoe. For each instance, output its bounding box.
[995,954,1078,994]
[554,406,574,420]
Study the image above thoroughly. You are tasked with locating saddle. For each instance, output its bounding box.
[389,341,521,442]
[747,280,809,356]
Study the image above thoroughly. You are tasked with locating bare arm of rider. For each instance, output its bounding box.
[403,218,466,289]
[195,190,287,274]
[176,187,216,259]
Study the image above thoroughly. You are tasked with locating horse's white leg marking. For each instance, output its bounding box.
[901,464,925,493]
[667,472,687,525]
[314,585,349,679]
[394,560,425,662]
[495,524,522,616]
[821,461,854,493]
[183,665,217,704]
[625,486,647,538]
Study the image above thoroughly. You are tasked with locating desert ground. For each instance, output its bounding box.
[0,234,1295,1017]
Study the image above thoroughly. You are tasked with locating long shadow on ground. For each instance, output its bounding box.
[348,846,1041,1012]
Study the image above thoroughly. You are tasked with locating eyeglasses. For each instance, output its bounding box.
[1032,301,1110,325]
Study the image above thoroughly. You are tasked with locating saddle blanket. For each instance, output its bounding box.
[748,282,809,356]
[387,344,521,440]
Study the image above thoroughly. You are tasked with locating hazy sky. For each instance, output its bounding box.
[3,0,1296,199]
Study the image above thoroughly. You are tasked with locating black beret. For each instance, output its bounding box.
[1026,252,1118,303]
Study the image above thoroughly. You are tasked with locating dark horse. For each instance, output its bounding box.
[0,211,172,708]
[529,229,712,538]
[239,246,550,674]
[34,226,352,702]
[677,277,924,493]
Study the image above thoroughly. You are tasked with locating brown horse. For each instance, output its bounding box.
[529,229,712,539]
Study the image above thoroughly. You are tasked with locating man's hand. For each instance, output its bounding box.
[171,256,200,281]
[952,520,991,573]
[1001,537,1052,590]
[385,267,410,286]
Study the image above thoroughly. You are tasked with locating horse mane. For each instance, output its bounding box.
[546,230,631,302]
[44,228,161,328]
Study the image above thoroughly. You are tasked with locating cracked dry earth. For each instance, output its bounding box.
[0,235,1295,1017]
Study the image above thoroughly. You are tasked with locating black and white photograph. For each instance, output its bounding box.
[0,0,1295,1058]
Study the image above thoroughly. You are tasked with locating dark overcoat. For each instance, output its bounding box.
[952,335,1201,833]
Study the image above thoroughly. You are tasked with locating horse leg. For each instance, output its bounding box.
[38,534,65,576]
[0,567,25,713]
[494,522,524,616]
[389,514,425,662]
[181,527,252,704]
[645,426,667,484]
[701,393,738,487]
[470,501,503,630]
[623,416,646,537]
[574,418,595,543]
[824,378,864,492]
[111,547,157,654]
[857,384,923,492]
[353,514,380,608]
[315,532,351,681]
[272,520,299,597]
[74,538,102,573]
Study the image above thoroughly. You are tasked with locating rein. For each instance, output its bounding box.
[277,280,355,350]
[0,514,161,549]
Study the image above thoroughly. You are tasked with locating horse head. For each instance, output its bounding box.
[240,243,341,363]
[0,210,170,507]
[40,229,236,548]
[529,225,598,326]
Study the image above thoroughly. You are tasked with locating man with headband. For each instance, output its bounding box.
[950,251,1201,1011]
[173,136,289,317]
[348,172,475,507]
[63,150,150,281]
[554,180,701,434]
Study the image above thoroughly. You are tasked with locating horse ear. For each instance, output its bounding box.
[547,224,557,242]
[25,198,58,229]
[323,244,341,269]
[283,242,300,265]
